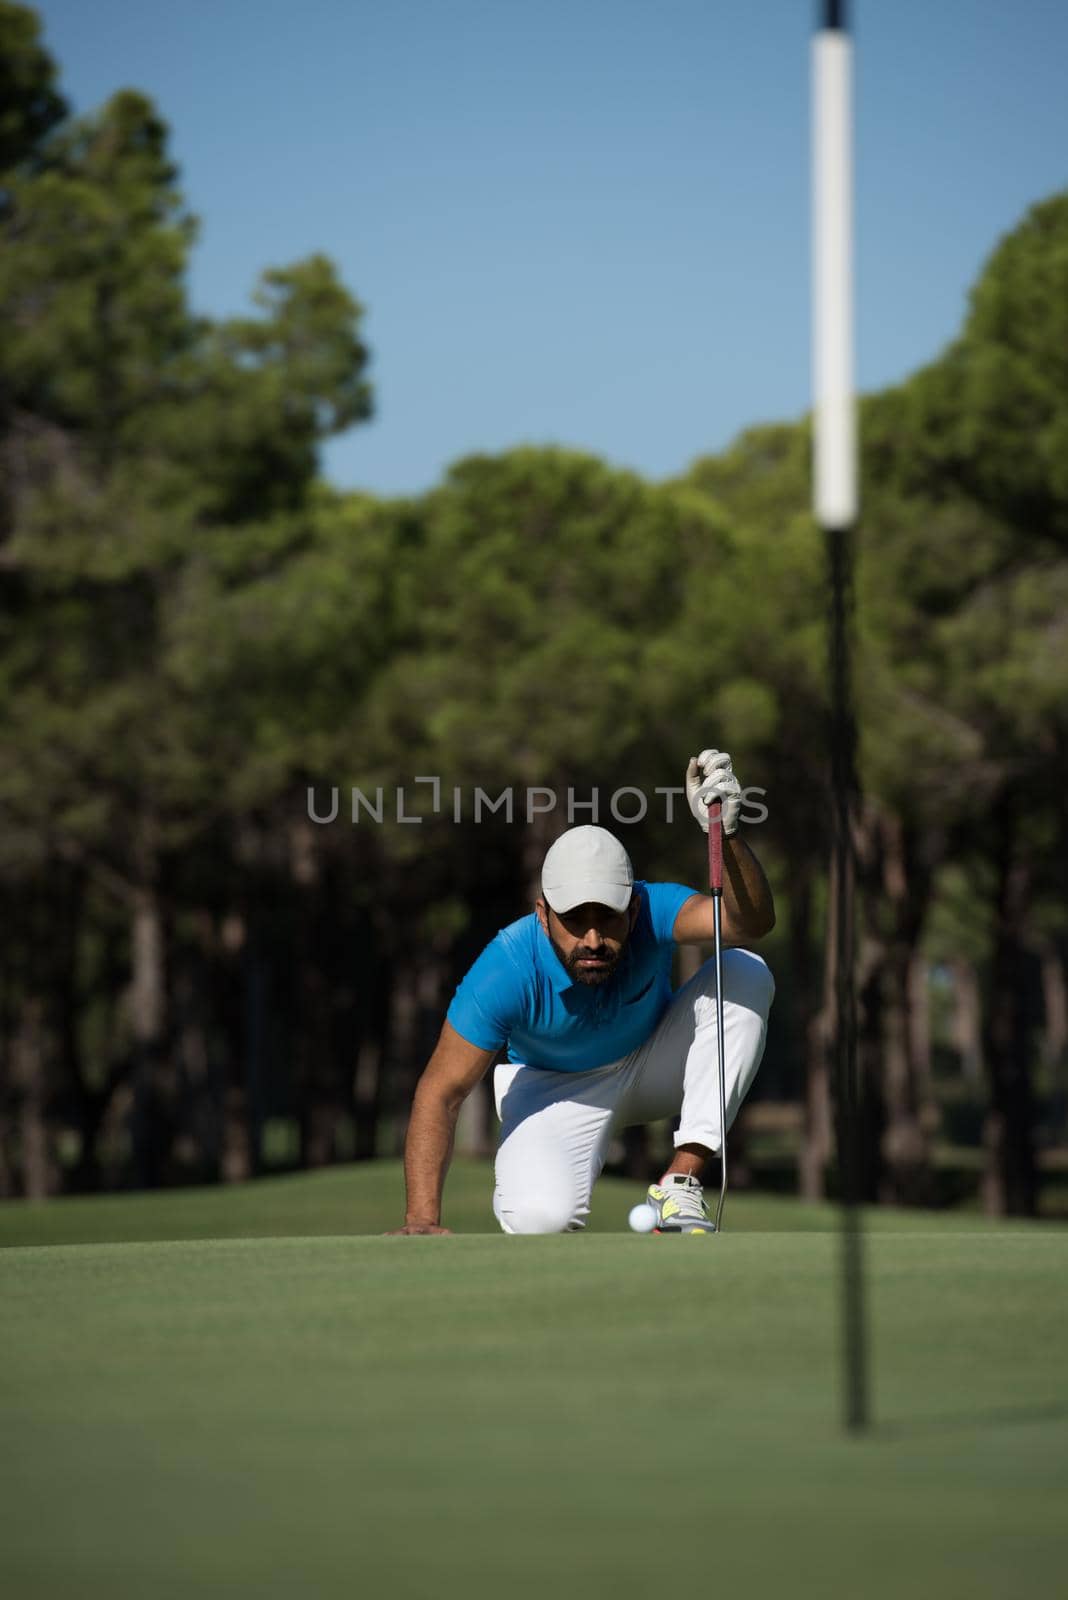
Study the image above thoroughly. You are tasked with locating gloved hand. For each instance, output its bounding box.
[685,749,742,836]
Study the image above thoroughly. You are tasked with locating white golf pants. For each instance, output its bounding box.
[492,948,774,1234]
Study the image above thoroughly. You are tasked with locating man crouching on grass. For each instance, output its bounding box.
[389,748,775,1236]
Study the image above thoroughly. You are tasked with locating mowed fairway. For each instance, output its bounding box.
[2,1164,1067,1599]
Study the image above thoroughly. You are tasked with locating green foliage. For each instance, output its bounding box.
[165,493,403,804]
[0,1,65,175]
[0,91,194,444]
[143,256,373,523]
[900,193,1068,539]
[359,448,723,790]
[0,17,376,905]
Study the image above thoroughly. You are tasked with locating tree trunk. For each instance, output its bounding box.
[299,955,338,1169]
[0,1121,13,1198]
[68,908,131,1194]
[212,908,254,1184]
[879,964,930,1205]
[96,1079,135,1190]
[11,996,58,1198]
[53,863,86,1195]
[796,869,833,1201]
[388,965,420,1158]
[875,813,934,1206]
[1038,937,1068,1078]
[128,874,173,1189]
[980,802,1038,1217]
[353,957,389,1161]
[854,930,886,1205]
[1038,937,1068,1145]
[290,819,338,1169]
[949,957,985,1088]
[908,950,935,1123]
[850,806,940,1206]
[171,934,215,1182]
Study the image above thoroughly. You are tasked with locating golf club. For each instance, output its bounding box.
[707,795,728,1231]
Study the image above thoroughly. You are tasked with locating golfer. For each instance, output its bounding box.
[393,749,775,1235]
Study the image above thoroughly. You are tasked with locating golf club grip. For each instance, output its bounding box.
[707,798,724,893]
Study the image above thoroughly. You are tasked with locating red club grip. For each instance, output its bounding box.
[707,798,723,893]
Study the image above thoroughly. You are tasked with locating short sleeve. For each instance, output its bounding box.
[446,936,525,1052]
[643,881,703,945]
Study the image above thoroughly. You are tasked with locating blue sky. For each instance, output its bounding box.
[37,0,1068,498]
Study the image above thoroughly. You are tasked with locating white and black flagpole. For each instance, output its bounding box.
[813,0,856,531]
[811,0,869,1432]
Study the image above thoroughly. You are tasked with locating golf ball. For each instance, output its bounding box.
[628,1203,657,1233]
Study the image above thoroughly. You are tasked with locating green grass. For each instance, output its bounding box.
[0,1156,1043,1249]
[2,1165,1066,1598]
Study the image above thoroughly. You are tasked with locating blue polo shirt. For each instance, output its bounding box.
[446,880,700,1072]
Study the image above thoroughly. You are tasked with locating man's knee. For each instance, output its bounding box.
[494,1194,579,1235]
[723,949,775,1015]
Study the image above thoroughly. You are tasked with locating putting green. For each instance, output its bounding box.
[1,1168,1065,1597]
[0,1156,1026,1248]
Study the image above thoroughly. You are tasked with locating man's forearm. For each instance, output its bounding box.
[723,834,775,938]
[403,1079,463,1225]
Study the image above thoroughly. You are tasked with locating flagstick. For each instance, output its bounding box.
[812,0,869,1432]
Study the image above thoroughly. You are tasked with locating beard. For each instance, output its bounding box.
[548,929,625,987]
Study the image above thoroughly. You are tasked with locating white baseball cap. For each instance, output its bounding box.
[540,826,634,915]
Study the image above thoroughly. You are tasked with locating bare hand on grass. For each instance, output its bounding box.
[386,1222,453,1236]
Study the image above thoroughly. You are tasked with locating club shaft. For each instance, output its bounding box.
[708,803,727,1230]
[712,888,727,1231]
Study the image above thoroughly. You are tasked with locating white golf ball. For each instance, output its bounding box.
[628,1203,657,1233]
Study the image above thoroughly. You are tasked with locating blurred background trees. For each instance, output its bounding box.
[0,3,1064,1216]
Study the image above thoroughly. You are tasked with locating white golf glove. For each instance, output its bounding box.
[685,749,742,836]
